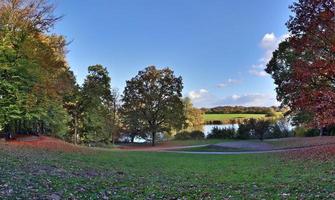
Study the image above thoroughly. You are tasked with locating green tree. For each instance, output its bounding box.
[81,65,114,144]
[0,0,76,139]
[122,66,185,146]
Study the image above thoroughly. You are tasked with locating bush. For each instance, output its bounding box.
[207,126,236,139]
[175,130,205,140]
[236,118,292,140]
[190,130,205,139]
[236,119,256,139]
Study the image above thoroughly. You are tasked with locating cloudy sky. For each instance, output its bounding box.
[52,0,294,108]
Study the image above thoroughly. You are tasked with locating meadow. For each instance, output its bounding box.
[1,139,334,199]
[204,113,267,124]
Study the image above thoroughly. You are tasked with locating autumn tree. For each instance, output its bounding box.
[266,0,335,134]
[0,0,75,139]
[122,66,185,146]
[182,97,204,130]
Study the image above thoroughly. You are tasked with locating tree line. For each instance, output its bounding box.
[202,106,282,115]
[0,0,204,146]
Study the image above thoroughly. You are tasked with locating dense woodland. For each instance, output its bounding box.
[0,0,334,145]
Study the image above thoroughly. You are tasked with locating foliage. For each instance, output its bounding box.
[203,106,281,114]
[236,119,292,140]
[182,97,204,129]
[81,65,115,144]
[207,127,236,139]
[174,130,205,140]
[0,0,75,139]
[122,66,185,146]
[266,0,335,129]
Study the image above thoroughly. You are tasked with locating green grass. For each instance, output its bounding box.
[0,143,334,199]
[175,145,252,152]
[204,113,266,121]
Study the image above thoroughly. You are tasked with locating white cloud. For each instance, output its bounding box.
[187,89,216,108]
[231,94,241,100]
[188,89,209,100]
[188,89,279,108]
[214,93,280,107]
[217,83,227,88]
[260,33,277,49]
[249,65,269,77]
[217,78,241,88]
[249,32,289,77]
[227,78,240,84]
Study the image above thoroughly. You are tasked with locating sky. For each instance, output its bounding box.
[51,0,294,108]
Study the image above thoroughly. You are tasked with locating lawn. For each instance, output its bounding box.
[204,113,266,121]
[0,140,335,199]
[174,145,252,152]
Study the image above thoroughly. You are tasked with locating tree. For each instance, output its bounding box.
[0,0,76,139]
[81,65,114,144]
[182,97,204,130]
[122,66,185,146]
[266,0,335,133]
[63,84,83,144]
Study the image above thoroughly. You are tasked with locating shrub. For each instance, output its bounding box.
[207,126,236,139]
[268,119,292,138]
[175,130,205,140]
[236,118,291,140]
[294,126,307,137]
[190,130,205,139]
[236,119,255,139]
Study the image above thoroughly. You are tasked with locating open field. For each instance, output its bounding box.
[204,113,266,122]
[1,137,335,199]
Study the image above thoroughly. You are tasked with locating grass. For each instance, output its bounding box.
[1,141,335,199]
[204,113,266,121]
[174,145,252,152]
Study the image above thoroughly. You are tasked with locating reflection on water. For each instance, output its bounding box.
[203,124,239,137]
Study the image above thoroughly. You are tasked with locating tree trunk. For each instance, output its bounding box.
[74,116,78,145]
[131,134,135,143]
[152,132,156,146]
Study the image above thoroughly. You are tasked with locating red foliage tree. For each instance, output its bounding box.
[286,0,335,130]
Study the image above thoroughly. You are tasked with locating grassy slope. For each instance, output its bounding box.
[1,143,334,199]
[204,113,266,121]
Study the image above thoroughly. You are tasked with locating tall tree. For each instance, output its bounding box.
[266,0,335,132]
[81,65,114,144]
[0,0,75,139]
[122,66,185,146]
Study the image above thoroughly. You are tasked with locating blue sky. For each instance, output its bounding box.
[51,0,294,108]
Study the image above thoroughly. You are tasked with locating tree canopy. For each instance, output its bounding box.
[266,0,335,131]
[122,66,185,146]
